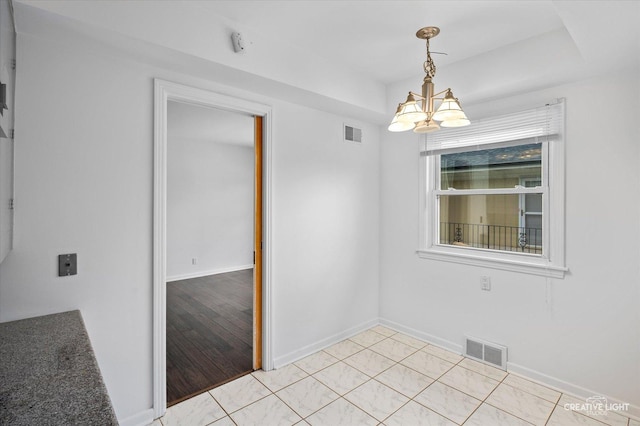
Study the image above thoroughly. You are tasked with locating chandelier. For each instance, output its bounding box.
[388,26,470,133]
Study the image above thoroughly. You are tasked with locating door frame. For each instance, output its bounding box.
[152,79,273,418]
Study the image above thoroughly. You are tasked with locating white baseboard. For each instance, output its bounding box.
[166,264,253,282]
[379,318,464,355]
[379,317,639,421]
[507,363,640,420]
[119,408,155,426]
[272,317,379,368]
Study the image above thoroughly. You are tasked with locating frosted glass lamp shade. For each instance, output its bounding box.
[440,116,471,127]
[389,103,416,132]
[387,88,470,132]
[413,119,440,133]
[397,101,428,123]
[432,90,467,122]
[388,115,416,132]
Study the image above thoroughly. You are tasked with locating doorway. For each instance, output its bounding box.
[165,102,259,404]
[153,79,272,417]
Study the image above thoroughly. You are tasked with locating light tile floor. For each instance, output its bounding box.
[155,326,636,426]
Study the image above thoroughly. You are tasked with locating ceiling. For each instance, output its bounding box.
[156,1,638,85]
[198,0,569,85]
[13,1,640,121]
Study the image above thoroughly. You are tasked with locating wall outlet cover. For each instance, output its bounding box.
[58,253,77,276]
[480,276,491,291]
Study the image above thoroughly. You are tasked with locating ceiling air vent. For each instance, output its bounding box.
[344,124,362,143]
[464,336,507,370]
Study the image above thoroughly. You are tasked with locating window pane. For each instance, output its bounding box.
[440,143,542,190]
[524,214,542,246]
[439,194,543,254]
[525,193,542,213]
[524,179,541,188]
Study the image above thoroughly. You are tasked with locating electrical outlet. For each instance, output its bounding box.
[480,276,491,291]
[191,258,197,265]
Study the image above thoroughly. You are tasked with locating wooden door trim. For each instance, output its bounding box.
[253,116,263,370]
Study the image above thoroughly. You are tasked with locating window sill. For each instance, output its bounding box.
[417,246,567,278]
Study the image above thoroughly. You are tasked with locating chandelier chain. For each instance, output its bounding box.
[423,38,436,78]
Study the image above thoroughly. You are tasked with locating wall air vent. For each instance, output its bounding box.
[464,336,507,370]
[344,124,362,143]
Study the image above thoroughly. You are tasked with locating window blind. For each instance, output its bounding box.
[423,99,564,156]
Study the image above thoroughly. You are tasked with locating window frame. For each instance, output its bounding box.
[417,102,567,278]
[519,177,543,247]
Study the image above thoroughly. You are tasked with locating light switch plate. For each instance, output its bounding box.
[58,253,77,276]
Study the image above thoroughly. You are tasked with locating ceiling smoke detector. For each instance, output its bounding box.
[231,32,245,53]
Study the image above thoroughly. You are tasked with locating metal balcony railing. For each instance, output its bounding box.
[440,222,542,254]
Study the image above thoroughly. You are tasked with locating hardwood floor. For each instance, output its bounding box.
[166,268,253,405]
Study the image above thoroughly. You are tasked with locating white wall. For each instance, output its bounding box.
[167,105,254,280]
[271,103,380,364]
[379,71,640,411]
[0,22,380,424]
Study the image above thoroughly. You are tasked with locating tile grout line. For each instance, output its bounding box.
[411,356,481,425]
[307,329,411,424]
[345,329,460,424]
[481,381,556,425]
[466,371,560,426]
[324,334,458,425]
[269,385,305,424]
[298,349,341,373]
[543,403,561,426]
[462,371,515,425]
[256,366,324,424]
[421,353,563,425]
[204,391,234,424]
[274,355,370,424]
[168,326,632,426]
[501,374,563,404]
[208,376,274,420]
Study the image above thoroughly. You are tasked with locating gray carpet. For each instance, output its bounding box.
[0,310,118,425]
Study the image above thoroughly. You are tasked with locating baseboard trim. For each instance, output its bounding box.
[272,318,379,368]
[379,317,639,421]
[507,363,640,420]
[379,318,464,355]
[166,265,253,282]
[119,408,155,426]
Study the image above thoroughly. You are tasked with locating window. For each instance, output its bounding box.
[418,100,567,278]
[438,143,543,254]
